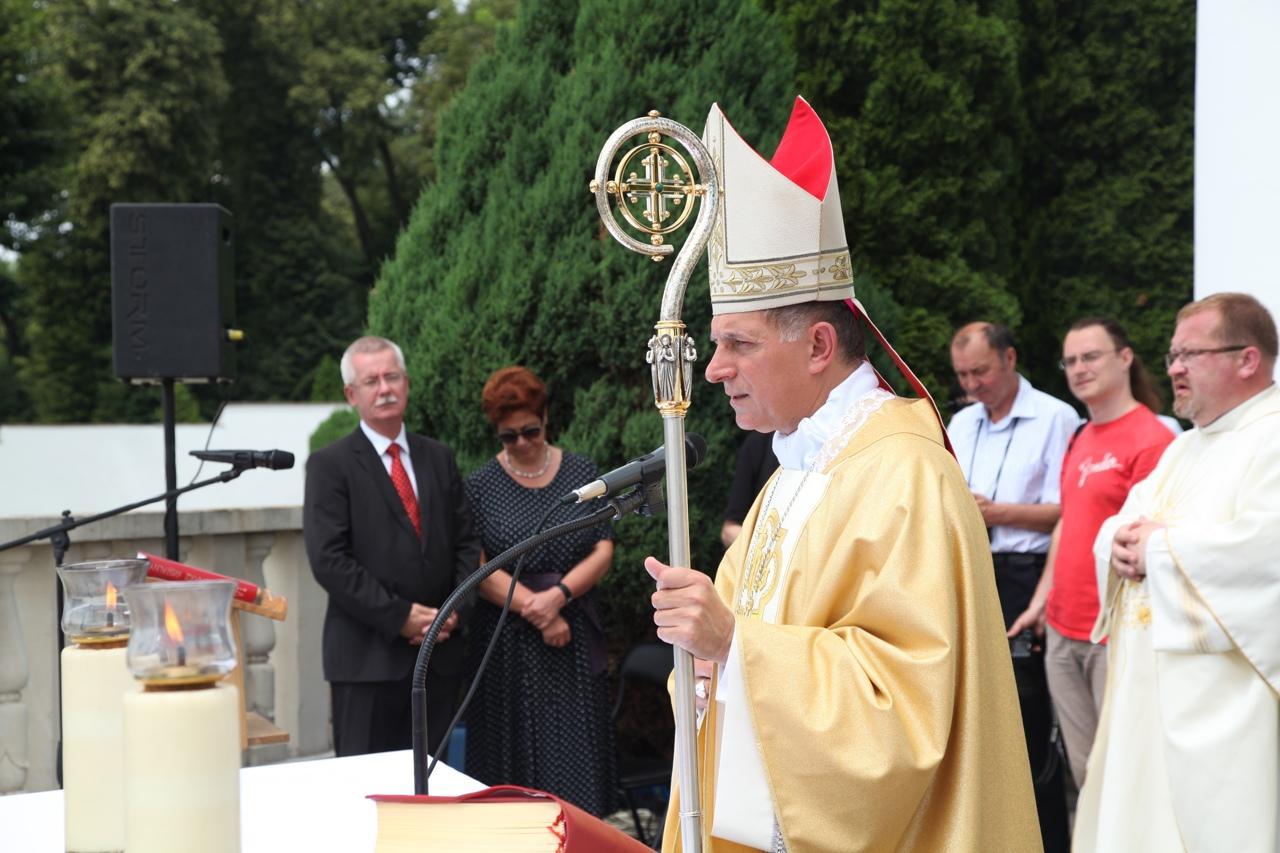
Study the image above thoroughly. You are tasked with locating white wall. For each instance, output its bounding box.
[1195,2,1280,368]
[0,403,345,519]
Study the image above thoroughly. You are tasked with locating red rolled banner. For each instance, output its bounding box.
[138,552,262,606]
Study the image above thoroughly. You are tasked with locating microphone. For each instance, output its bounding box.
[567,433,708,503]
[189,449,296,470]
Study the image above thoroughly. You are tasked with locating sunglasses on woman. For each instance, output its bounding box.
[497,425,543,444]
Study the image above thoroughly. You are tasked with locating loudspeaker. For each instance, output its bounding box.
[110,203,236,383]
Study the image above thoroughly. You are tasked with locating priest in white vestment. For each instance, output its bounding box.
[1075,291,1280,853]
[645,97,1041,853]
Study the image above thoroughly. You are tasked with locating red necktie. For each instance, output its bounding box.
[386,443,421,539]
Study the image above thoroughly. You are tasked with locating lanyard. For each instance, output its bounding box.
[966,416,1019,500]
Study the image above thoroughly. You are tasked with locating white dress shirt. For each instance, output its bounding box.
[947,375,1080,553]
[359,420,419,499]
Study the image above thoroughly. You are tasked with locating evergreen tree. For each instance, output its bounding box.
[18,0,229,422]
[0,0,66,254]
[284,0,443,270]
[1,0,67,421]
[1013,0,1194,404]
[197,0,367,405]
[371,0,797,638]
[767,0,1025,398]
[766,0,1193,402]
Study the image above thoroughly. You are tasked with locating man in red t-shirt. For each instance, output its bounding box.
[1007,317,1175,789]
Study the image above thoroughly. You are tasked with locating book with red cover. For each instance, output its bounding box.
[369,784,651,852]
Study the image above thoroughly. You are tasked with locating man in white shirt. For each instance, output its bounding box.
[1076,292,1280,852]
[948,321,1079,853]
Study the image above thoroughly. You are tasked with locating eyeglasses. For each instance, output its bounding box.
[1163,345,1247,368]
[497,425,543,445]
[355,371,404,390]
[1058,350,1116,371]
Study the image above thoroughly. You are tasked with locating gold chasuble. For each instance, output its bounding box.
[663,396,1040,853]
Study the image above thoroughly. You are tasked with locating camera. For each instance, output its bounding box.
[1009,629,1036,659]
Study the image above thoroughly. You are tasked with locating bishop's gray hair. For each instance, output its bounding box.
[768,301,866,364]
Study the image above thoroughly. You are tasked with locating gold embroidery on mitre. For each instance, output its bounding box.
[709,247,854,303]
[720,262,804,294]
[737,507,785,617]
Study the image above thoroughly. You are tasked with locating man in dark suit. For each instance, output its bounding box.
[304,335,481,757]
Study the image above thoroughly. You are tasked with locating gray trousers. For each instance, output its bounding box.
[1044,623,1108,788]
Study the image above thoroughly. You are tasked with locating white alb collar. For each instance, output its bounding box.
[772,361,880,470]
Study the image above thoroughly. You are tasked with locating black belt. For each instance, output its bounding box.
[991,552,1047,571]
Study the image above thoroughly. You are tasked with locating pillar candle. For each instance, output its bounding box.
[123,682,240,853]
[62,642,136,852]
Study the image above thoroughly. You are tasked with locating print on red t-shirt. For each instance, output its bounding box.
[1045,406,1176,640]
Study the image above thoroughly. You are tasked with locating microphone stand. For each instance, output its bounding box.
[411,481,663,795]
[0,466,247,563]
[0,462,258,785]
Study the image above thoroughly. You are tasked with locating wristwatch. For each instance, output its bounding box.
[555,581,573,602]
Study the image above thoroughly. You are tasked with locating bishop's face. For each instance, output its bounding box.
[705,310,813,434]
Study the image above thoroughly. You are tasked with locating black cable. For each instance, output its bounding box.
[187,399,229,486]
[411,489,648,794]
[423,496,570,783]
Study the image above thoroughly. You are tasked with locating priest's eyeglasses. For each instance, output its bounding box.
[1163,345,1247,368]
[1058,350,1116,370]
[497,425,543,445]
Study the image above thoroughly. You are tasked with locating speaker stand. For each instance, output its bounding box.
[162,378,179,560]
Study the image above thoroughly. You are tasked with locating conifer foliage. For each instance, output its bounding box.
[766,0,1194,402]
[371,0,796,633]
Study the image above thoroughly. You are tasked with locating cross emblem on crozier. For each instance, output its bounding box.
[624,145,688,229]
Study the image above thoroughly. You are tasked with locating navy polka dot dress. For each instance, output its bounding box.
[464,452,617,816]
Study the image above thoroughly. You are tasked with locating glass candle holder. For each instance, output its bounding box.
[57,558,150,644]
[123,580,238,687]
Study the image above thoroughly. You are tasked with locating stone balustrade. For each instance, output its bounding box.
[0,507,332,794]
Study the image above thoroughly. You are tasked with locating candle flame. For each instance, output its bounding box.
[105,582,117,609]
[163,601,185,644]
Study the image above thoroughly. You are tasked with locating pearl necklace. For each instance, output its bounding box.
[503,447,551,479]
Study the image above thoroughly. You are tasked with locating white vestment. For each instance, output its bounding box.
[1074,384,1280,853]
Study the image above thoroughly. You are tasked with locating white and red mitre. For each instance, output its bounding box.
[703,96,854,314]
[702,96,951,450]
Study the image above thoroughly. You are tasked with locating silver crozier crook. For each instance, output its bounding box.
[590,111,718,852]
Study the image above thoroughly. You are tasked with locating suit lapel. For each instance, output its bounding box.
[351,428,420,541]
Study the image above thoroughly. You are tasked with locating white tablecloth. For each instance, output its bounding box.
[0,750,484,852]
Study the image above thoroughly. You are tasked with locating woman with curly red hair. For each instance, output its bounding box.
[463,366,616,816]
